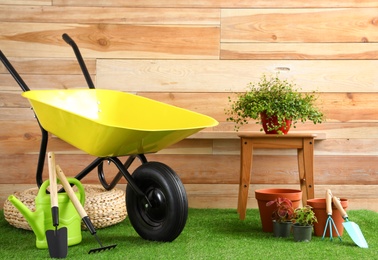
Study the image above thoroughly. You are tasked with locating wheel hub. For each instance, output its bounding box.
[143,187,167,222]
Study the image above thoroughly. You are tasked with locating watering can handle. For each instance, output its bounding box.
[332,196,348,220]
[325,189,333,215]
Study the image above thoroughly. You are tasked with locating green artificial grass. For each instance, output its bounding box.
[1,208,377,259]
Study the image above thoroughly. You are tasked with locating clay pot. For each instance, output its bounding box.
[260,112,292,134]
[307,198,348,237]
[255,188,302,232]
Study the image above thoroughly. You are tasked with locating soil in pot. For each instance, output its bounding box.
[307,198,348,237]
[255,188,302,232]
[292,224,313,242]
[273,221,292,238]
[261,112,292,134]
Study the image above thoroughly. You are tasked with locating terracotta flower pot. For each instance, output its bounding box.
[260,112,292,135]
[307,198,348,237]
[255,188,302,232]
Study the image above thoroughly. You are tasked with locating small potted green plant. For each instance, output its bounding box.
[292,205,318,242]
[266,197,294,237]
[225,74,324,134]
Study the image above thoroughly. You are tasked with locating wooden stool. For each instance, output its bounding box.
[237,132,317,220]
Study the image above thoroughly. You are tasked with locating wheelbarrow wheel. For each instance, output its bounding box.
[126,161,188,242]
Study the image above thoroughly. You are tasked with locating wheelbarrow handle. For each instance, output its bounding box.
[62,33,75,47]
[62,33,95,89]
[0,50,30,92]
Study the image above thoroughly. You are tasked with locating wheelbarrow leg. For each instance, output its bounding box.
[107,157,152,208]
[97,154,147,190]
[73,156,152,207]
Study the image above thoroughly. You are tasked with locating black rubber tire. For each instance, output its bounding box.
[126,161,188,242]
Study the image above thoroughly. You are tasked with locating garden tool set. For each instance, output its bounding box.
[322,189,368,248]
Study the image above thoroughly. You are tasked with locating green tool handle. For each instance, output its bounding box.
[326,189,333,215]
[333,196,348,220]
[47,152,59,227]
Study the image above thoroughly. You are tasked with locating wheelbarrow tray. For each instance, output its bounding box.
[22,89,218,157]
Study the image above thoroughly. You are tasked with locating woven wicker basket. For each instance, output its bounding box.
[3,184,127,230]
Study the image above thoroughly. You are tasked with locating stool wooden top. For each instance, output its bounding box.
[237,132,320,139]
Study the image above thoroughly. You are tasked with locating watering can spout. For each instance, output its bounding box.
[7,195,45,241]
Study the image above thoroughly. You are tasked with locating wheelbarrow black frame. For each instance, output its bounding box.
[0,34,188,242]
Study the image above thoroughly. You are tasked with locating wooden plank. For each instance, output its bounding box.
[0,154,106,184]
[144,154,378,186]
[1,120,377,157]
[221,43,378,60]
[221,8,378,43]
[0,6,219,25]
[3,114,375,141]
[137,92,378,123]
[0,108,36,121]
[0,0,50,5]
[0,121,82,154]
[0,22,220,59]
[184,184,378,211]
[0,91,29,108]
[217,122,378,139]
[0,74,95,91]
[0,58,96,75]
[3,153,377,185]
[51,0,378,8]
[157,139,214,155]
[2,184,377,211]
[211,138,378,157]
[97,60,378,92]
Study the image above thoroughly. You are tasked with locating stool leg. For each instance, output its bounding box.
[297,138,315,205]
[303,138,315,200]
[238,138,253,220]
[297,148,307,205]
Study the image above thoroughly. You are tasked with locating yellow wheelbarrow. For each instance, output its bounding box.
[0,34,218,242]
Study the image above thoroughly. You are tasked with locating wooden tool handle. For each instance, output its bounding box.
[332,196,348,219]
[47,152,60,227]
[326,189,333,215]
[47,152,58,208]
[55,165,87,219]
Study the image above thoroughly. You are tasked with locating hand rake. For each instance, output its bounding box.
[56,165,117,254]
[322,189,342,241]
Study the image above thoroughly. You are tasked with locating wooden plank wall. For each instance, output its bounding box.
[1,1,377,212]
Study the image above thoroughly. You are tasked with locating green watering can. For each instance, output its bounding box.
[8,177,85,249]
